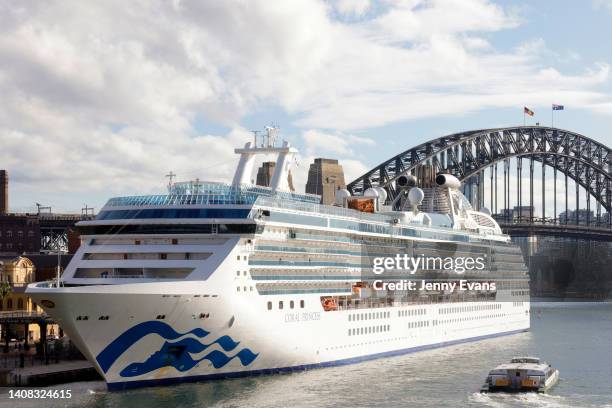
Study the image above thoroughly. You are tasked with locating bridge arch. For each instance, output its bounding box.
[347,126,612,216]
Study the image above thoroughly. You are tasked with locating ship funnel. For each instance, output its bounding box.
[435,174,461,189]
[396,174,417,189]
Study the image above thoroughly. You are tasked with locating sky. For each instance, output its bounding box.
[1,0,612,214]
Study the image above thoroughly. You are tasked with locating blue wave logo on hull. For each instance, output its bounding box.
[120,340,258,377]
[95,321,258,377]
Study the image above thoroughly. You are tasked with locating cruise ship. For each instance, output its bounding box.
[27,127,530,390]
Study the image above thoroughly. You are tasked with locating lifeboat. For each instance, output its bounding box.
[321,297,338,311]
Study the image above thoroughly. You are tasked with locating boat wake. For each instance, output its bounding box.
[469,391,570,408]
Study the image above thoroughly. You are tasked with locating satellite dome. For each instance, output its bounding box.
[408,187,425,206]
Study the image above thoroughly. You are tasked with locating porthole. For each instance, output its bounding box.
[300,300,305,308]
[290,300,295,309]
[279,301,284,310]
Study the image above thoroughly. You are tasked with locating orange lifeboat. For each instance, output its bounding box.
[322,297,338,311]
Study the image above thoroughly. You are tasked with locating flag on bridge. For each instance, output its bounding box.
[524,107,534,116]
[552,104,564,110]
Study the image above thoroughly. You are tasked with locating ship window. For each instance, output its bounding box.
[267,301,272,310]
[160,253,167,260]
[279,301,284,310]
[300,300,304,308]
[243,286,247,292]
[135,240,140,245]
[236,271,240,276]
[172,239,178,245]
[237,287,240,292]
[290,301,294,309]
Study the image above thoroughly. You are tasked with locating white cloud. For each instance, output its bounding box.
[0,0,611,210]
[302,129,375,156]
[335,0,371,17]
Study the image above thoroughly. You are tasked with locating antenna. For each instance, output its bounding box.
[36,203,52,215]
[265,125,279,147]
[165,171,176,189]
[251,130,260,147]
[81,205,95,218]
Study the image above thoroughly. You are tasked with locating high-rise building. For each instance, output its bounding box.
[0,170,7,215]
[305,158,346,205]
[256,162,276,187]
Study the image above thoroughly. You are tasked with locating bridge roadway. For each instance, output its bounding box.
[499,221,612,241]
[38,214,94,251]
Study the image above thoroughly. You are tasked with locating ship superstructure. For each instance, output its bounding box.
[27,127,530,390]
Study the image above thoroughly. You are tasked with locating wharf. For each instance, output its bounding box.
[1,360,101,386]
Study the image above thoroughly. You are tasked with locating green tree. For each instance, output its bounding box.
[0,281,11,302]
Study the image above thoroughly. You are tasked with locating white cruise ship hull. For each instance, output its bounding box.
[29,279,529,390]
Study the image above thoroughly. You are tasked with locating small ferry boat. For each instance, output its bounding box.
[481,357,559,393]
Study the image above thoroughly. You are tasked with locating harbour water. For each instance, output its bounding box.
[2,301,611,408]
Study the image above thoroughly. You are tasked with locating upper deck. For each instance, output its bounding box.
[103,182,321,209]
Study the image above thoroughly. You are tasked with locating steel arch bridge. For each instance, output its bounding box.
[347,126,612,229]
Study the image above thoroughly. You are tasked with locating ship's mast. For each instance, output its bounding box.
[231,126,297,192]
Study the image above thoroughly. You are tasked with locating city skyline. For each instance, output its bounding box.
[1,1,612,212]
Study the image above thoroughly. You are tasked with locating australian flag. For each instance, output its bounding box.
[552,104,564,110]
